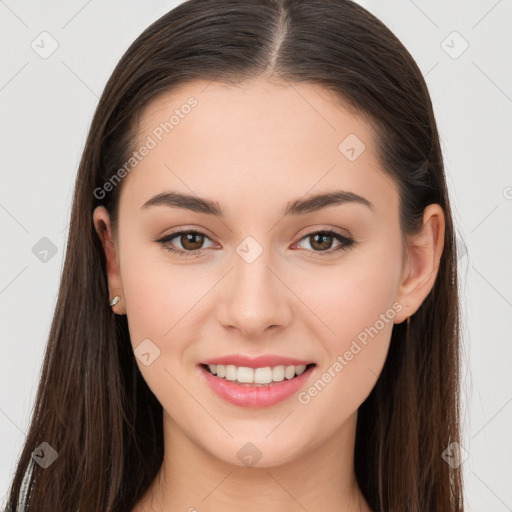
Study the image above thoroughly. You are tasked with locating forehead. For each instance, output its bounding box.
[121,78,399,221]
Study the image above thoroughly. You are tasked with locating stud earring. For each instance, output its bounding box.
[109,296,120,307]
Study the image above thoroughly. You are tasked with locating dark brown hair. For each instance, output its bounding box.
[5,1,464,510]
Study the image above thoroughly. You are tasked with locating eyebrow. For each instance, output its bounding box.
[141,190,374,216]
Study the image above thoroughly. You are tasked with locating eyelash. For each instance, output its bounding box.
[155,228,355,258]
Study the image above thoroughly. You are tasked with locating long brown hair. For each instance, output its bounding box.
[5,1,464,510]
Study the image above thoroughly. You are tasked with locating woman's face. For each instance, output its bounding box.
[96,78,419,467]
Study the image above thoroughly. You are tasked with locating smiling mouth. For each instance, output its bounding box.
[199,363,316,387]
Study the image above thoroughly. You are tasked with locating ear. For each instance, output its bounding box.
[394,203,445,324]
[93,206,126,315]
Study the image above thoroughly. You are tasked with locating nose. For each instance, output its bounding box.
[217,248,293,338]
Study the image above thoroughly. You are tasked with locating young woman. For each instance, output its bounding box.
[4,0,464,510]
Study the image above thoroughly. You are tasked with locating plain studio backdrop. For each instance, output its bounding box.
[0,1,511,510]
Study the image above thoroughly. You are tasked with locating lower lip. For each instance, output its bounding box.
[198,364,316,408]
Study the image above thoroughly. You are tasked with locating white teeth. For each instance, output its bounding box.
[295,364,306,376]
[237,366,254,383]
[284,365,295,379]
[225,365,237,381]
[206,363,311,384]
[254,367,273,384]
[272,365,285,382]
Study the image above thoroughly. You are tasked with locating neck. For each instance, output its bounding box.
[136,410,372,512]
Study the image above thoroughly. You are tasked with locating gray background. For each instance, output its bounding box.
[1,0,511,509]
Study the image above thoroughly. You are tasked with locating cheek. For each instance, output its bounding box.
[120,240,210,345]
[295,250,399,342]
[292,252,400,407]
[119,246,206,410]
[119,242,228,402]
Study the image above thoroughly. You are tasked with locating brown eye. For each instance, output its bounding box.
[295,229,355,254]
[309,232,335,251]
[179,232,205,251]
[156,229,216,257]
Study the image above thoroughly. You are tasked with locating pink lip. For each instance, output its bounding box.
[197,363,316,408]
[199,354,314,368]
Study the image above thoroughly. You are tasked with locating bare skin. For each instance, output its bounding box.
[93,77,444,512]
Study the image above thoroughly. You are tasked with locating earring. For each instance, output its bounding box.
[109,296,120,307]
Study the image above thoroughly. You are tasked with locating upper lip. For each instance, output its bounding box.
[199,354,315,368]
